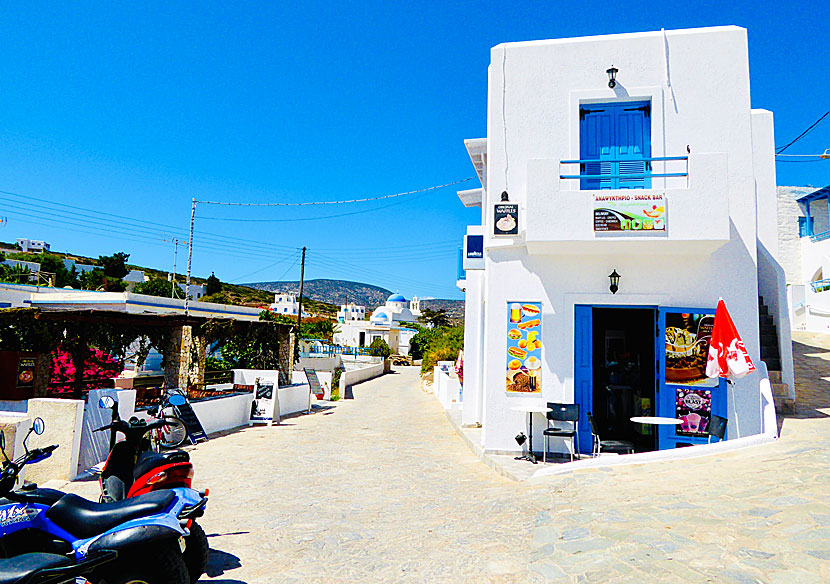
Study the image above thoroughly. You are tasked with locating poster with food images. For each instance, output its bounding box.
[494,203,519,236]
[665,313,717,386]
[594,193,666,232]
[506,302,542,393]
[675,388,712,437]
[16,358,35,389]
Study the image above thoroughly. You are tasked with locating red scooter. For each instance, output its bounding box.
[95,395,197,502]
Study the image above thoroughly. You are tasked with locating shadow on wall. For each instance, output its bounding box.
[790,340,830,419]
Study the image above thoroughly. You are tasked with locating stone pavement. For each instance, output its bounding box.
[61,351,830,583]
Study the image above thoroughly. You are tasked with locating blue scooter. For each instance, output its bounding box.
[0,418,208,584]
[0,550,116,584]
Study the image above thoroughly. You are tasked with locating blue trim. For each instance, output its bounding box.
[796,185,830,204]
[561,156,687,164]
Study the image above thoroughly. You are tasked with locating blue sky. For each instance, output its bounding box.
[0,2,827,301]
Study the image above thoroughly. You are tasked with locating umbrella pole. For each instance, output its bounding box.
[727,379,740,438]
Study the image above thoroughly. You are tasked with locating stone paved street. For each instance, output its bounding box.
[63,340,830,583]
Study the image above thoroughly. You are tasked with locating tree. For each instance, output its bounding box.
[134,278,181,298]
[80,268,126,292]
[38,253,79,288]
[369,337,392,359]
[419,308,451,328]
[99,252,130,279]
[206,272,222,296]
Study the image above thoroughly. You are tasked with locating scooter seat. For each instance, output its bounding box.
[0,553,70,583]
[134,450,190,480]
[45,490,176,539]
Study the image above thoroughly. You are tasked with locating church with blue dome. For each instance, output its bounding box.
[370,293,421,326]
[333,292,422,355]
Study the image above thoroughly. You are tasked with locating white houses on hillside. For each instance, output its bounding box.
[268,293,311,318]
[457,26,792,459]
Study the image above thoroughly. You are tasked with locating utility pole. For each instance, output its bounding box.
[185,198,196,317]
[296,246,306,331]
[171,238,181,299]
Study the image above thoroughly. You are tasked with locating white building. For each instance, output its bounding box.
[368,293,421,326]
[337,303,366,322]
[333,293,422,355]
[457,26,792,459]
[268,293,311,317]
[16,239,50,253]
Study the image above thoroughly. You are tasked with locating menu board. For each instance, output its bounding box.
[16,358,35,389]
[494,204,519,236]
[676,388,712,437]
[665,313,716,387]
[250,377,279,424]
[505,302,541,393]
[594,194,666,232]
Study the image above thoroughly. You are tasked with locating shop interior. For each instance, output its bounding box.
[591,307,656,452]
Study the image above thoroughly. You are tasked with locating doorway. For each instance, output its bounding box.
[574,305,657,453]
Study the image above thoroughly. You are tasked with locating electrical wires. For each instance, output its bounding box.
[776,112,829,154]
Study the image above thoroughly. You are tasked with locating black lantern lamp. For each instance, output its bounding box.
[609,269,620,294]
[514,432,527,446]
[607,66,618,89]
[501,191,510,202]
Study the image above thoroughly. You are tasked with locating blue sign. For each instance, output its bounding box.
[466,235,483,259]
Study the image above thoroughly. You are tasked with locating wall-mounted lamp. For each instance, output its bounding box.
[514,432,527,446]
[501,191,510,202]
[606,66,618,89]
[609,269,620,294]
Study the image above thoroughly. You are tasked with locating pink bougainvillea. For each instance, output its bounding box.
[50,346,123,394]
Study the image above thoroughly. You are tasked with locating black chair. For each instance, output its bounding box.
[542,403,579,463]
[586,412,635,456]
[708,414,728,443]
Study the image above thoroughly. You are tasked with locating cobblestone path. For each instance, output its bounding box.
[62,343,830,583]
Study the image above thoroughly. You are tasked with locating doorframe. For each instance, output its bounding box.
[573,303,658,454]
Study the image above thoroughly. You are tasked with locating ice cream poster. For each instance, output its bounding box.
[506,302,542,393]
[593,193,666,232]
[675,388,712,437]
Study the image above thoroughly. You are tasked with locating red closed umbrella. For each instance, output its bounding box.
[705,298,756,380]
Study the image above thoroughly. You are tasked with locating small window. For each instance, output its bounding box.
[799,216,815,237]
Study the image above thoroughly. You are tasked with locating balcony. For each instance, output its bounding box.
[524,152,730,255]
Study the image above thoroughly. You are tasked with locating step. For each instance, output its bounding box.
[774,396,796,415]
[758,295,765,306]
[759,314,774,326]
[760,333,778,346]
[761,346,780,359]
[762,357,781,371]
[758,304,769,316]
[771,382,790,399]
[768,370,782,383]
[760,324,777,336]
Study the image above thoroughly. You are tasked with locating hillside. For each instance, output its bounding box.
[246,278,465,320]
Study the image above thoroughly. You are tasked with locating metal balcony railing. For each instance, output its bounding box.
[809,279,830,292]
[559,156,689,180]
[810,230,830,243]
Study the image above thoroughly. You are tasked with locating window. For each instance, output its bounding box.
[579,101,651,190]
[799,216,815,237]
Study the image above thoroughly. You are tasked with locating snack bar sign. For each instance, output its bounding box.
[594,193,666,232]
[494,203,519,236]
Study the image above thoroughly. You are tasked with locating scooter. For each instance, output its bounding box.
[0,418,208,584]
[95,396,208,583]
[96,395,195,502]
[0,550,116,584]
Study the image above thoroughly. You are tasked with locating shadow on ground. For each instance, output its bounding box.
[789,340,830,419]
[204,548,243,578]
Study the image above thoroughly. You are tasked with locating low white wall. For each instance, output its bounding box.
[295,356,341,372]
[277,383,313,417]
[190,393,253,435]
[26,398,85,482]
[291,371,333,399]
[433,367,462,410]
[340,363,385,394]
[232,369,280,386]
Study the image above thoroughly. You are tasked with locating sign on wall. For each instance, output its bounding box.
[594,193,666,232]
[675,388,712,437]
[505,302,541,393]
[665,313,717,387]
[463,234,485,270]
[16,358,35,389]
[494,204,519,236]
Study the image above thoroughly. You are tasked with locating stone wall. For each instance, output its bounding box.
[279,330,295,386]
[778,186,813,284]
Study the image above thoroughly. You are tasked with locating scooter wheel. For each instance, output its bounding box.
[183,521,209,584]
[98,541,189,584]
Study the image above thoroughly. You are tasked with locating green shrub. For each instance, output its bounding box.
[419,325,464,375]
[369,337,392,359]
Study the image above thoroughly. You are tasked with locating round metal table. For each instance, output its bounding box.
[511,404,552,463]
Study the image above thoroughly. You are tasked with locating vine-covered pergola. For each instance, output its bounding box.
[0,307,295,399]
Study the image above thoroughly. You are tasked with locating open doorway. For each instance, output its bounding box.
[591,307,656,452]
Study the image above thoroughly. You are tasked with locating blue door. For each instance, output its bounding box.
[573,305,593,454]
[657,307,727,449]
[579,101,651,190]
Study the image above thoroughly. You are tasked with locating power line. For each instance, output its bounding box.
[196,178,474,206]
[231,251,301,283]
[776,111,829,154]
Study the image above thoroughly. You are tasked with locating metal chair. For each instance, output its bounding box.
[586,412,635,456]
[542,403,579,463]
[708,414,728,443]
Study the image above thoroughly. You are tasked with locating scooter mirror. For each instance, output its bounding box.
[32,417,45,435]
[0,432,5,451]
[99,396,116,409]
[168,395,186,407]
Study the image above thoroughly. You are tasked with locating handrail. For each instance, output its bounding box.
[560,156,688,164]
[809,279,830,292]
[810,230,830,243]
[560,172,687,179]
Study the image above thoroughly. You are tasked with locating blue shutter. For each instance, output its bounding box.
[579,102,651,190]
[799,216,814,237]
